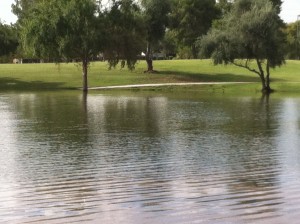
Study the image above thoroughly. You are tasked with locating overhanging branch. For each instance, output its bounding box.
[232,59,261,77]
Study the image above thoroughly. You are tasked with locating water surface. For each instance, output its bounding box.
[0,91,300,224]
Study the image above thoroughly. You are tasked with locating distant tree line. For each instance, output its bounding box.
[0,22,18,63]
[0,0,298,92]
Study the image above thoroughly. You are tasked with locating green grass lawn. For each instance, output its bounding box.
[0,59,299,92]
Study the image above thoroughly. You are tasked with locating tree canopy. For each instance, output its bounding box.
[12,0,43,22]
[7,0,293,93]
[140,0,171,72]
[105,0,145,70]
[19,0,144,91]
[20,0,103,91]
[269,0,282,13]
[170,0,219,58]
[198,0,286,93]
[283,21,300,59]
[0,22,18,57]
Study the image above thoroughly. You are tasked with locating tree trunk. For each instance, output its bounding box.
[146,57,153,71]
[261,83,273,94]
[260,75,267,92]
[145,42,154,72]
[260,73,273,94]
[262,61,274,94]
[265,61,272,92]
[233,59,274,94]
[82,59,88,92]
[256,59,273,94]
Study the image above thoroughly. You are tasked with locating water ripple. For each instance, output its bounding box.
[1,93,300,223]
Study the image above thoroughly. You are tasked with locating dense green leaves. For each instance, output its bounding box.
[284,21,300,59]
[105,0,145,70]
[0,22,18,57]
[141,0,170,44]
[21,0,102,61]
[170,0,219,58]
[12,0,43,22]
[217,0,233,14]
[269,0,282,13]
[198,0,286,92]
[7,0,292,93]
[140,0,171,71]
[19,0,145,90]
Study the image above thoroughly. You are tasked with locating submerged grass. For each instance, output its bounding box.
[0,59,299,92]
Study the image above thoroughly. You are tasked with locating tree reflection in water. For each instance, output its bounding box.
[0,92,300,223]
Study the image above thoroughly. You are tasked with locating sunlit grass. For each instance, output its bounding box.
[0,59,299,92]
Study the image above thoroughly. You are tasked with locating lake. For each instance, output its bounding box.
[0,91,300,224]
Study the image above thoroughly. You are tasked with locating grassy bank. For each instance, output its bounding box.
[0,59,299,92]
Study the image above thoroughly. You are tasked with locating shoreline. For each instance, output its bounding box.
[88,82,254,90]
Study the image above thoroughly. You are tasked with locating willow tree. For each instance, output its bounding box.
[0,22,18,57]
[140,0,170,72]
[169,0,219,58]
[12,0,41,19]
[19,0,143,91]
[198,0,286,93]
[20,0,103,91]
[269,0,282,13]
[284,21,300,59]
[105,0,145,70]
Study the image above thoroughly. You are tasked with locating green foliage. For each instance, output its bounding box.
[169,0,219,58]
[18,0,146,90]
[161,30,177,57]
[198,0,286,92]
[0,22,19,57]
[217,0,233,15]
[199,0,286,66]
[20,0,106,91]
[20,0,103,61]
[269,0,282,13]
[12,0,43,22]
[283,21,300,59]
[176,46,194,59]
[139,0,171,71]
[141,0,170,44]
[105,0,146,70]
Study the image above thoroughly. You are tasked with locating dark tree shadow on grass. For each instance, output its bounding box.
[0,77,68,91]
[158,70,283,83]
